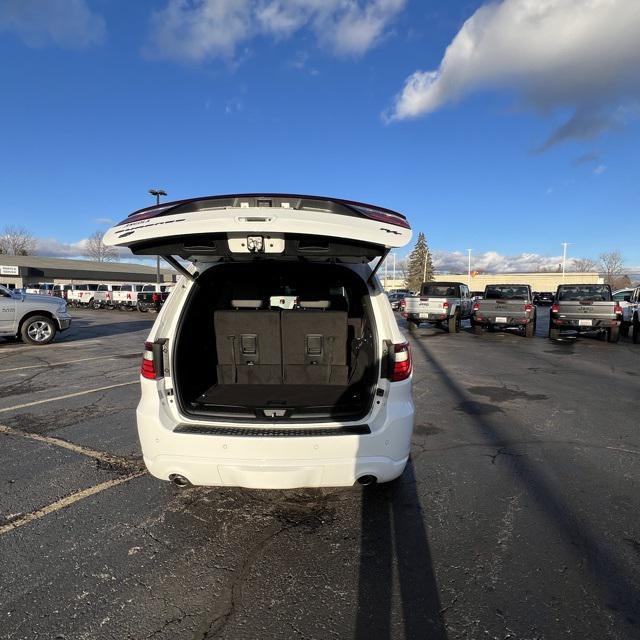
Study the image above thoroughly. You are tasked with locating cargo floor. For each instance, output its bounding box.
[194,384,361,409]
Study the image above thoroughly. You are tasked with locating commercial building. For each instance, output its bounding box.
[0,255,176,289]
[381,272,603,292]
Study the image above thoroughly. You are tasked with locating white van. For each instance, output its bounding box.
[104,194,414,489]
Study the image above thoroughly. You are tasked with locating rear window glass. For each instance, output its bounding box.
[557,286,611,301]
[421,284,459,297]
[485,286,530,300]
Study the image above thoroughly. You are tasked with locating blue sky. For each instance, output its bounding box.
[0,0,638,271]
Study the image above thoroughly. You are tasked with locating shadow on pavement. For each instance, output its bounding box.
[408,335,640,632]
[355,460,448,640]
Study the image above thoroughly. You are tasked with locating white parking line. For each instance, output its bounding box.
[0,339,105,353]
[0,354,138,373]
[0,381,138,414]
[0,424,141,468]
[0,472,145,536]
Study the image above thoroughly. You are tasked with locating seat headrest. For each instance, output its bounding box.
[298,299,330,309]
[231,299,264,309]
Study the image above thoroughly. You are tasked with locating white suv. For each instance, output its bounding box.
[104,194,414,489]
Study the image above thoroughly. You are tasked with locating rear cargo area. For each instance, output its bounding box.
[173,262,378,420]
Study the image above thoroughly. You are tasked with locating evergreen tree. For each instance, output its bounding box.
[405,232,434,292]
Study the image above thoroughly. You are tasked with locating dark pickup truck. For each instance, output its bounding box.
[549,284,622,342]
[136,284,173,313]
[472,284,536,337]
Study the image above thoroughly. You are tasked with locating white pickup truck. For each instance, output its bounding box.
[404,281,473,333]
[620,286,640,343]
[91,283,122,309]
[112,283,147,310]
[68,284,100,307]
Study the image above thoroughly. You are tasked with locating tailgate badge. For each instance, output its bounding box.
[247,236,265,253]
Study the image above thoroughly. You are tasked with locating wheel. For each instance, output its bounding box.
[607,327,620,343]
[549,323,560,340]
[487,324,495,333]
[633,317,640,344]
[91,300,101,310]
[620,323,629,337]
[137,303,148,313]
[20,315,56,345]
[473,325,484,335]
[447,314,459,333]
[525,320,535,338]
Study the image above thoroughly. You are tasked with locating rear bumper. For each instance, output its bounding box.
[136,379,414,489]
[551,317,620,330]
[473,315,532,326]
[143,453,409,488]
[407,312,449,322]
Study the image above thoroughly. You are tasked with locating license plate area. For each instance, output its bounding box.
[578,319,592,326]
[495,316,507,323]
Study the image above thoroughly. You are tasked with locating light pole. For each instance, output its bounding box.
[149,189,167,284]
[561,242,570,280]
[467,248,472,287]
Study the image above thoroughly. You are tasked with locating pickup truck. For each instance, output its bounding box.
[113,283,146,310]
[136,283,172,312]
[0,284,71,345]
[549,284,622,342]
[472,284,536,337]
[620,286,640,343]
[404,281,473,333]
[69,284,100,307]
[91,283,122,309]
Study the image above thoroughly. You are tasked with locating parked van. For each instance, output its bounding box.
[104,193,414,489]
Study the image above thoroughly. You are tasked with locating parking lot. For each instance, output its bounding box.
[1,307,639,639]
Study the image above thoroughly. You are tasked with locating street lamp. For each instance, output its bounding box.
[561,242,571,280]
[148,189,167,284]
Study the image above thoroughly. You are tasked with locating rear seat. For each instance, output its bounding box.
[214,293,349,386]
[214,298,281,384]
[281,296,348,385]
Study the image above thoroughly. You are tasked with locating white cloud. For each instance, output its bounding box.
[146,0,405,62]
[0,0,106,48]
[433,250,566,274]
[35,237,129,260]
[93,217,114,226]
[593,164,607,175]
[387,0,640,148]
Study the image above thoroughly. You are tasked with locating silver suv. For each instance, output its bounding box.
[0,284,72,345]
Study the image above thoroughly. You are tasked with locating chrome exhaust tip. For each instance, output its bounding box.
[169,474,192,488]
[357,475,378,486]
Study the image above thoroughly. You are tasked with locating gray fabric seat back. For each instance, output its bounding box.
[281,309,348,385]
[214,309,281,384]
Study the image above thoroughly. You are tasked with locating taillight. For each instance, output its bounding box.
[472,302,480,312]
[524,304,533,312]
[106,293,111,300]
[551,303,559,313]
[614,303,623,315]
[442,301,449,309]
[152,292,160,302]
[141,342,159,380]
[389,342,412,382]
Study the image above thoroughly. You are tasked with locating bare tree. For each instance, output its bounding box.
[599,250,624,286]
[571,257,598,272]
[85,231,119,262]
[0,226,36,255]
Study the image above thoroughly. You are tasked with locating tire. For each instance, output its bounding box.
[137,302,148,313]
[447,314,459,333]
[91,300,101,310]
[633,317,640,344]
[620,323,629,338]
[20,315,56,345]
[525,320,535,338]
[549,323,560,340]
[607,327,620,343]
[473,325,484,335]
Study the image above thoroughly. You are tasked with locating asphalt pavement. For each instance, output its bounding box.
[0,307,639,640]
